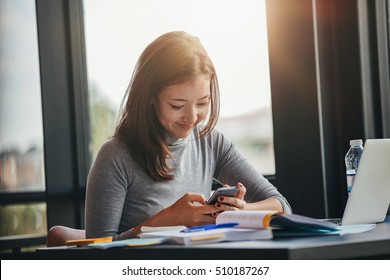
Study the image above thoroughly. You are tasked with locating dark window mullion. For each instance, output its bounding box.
[36,0,79,229]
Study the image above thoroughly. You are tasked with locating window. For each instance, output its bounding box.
[0,0,46,238]
[83,0,275,175]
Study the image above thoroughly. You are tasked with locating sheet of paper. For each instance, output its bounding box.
[87,237,168,249]
[337,224,376,235]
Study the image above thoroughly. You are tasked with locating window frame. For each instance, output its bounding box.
[267,0,389,218]
[0,0,88,253]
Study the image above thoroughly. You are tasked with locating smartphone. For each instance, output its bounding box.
[207,179,239,204]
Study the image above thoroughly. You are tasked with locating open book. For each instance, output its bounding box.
[216,210,375,236]
[217,210,337,230]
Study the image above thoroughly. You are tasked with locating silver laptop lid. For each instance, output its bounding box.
[342,138,390,225]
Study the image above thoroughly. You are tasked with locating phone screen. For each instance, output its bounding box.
[207,186,239,204]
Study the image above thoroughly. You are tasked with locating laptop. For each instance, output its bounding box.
[328,138,390,225]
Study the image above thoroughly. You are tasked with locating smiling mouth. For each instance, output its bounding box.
[177,123,193,129]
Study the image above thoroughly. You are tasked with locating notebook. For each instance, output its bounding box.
[327,138,390,225]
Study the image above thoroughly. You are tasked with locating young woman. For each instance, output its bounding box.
[85,31,292,240]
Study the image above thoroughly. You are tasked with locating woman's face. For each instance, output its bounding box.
[155,75,211,139]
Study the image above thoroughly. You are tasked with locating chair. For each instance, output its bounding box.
[47,226,85,247]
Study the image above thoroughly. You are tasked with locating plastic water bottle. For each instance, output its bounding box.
[344,139,364,194]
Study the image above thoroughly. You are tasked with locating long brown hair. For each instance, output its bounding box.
[115,31,220,181]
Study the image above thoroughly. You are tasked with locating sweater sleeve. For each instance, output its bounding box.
[211,130,292,214]
[85,138,131,238]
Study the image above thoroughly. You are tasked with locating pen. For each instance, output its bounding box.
[180,222,239,233]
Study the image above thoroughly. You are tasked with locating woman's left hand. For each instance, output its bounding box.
[215,182,247,211]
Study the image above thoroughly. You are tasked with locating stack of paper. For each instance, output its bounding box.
[139,227,272,245]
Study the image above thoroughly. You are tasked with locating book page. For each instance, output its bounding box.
[216,210,278,229]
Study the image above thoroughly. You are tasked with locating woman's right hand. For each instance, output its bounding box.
[158,192,221,227]
[131,193,221,237]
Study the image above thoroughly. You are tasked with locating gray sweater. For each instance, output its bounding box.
[85,127,291,239]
